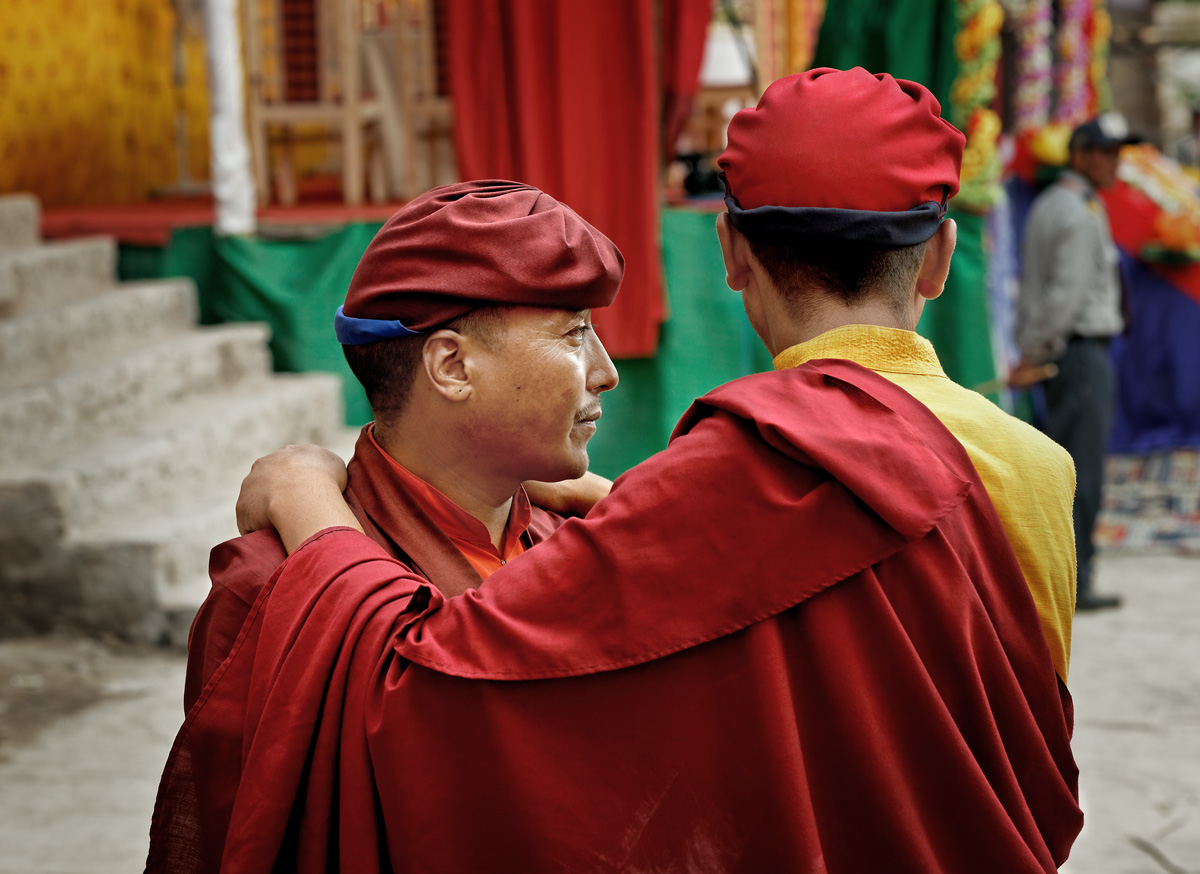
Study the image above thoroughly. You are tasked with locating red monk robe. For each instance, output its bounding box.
[147,360,1082,873]
[160,427,564,871]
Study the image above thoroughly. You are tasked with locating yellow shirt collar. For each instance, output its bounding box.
[773,324,946,377]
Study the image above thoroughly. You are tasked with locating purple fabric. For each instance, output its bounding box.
[1110,252,1200,452]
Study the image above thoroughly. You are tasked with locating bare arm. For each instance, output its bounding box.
[236,445,363,553]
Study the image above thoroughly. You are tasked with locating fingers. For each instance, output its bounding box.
[234,444,350,536]
[523,471,613,517]
[236,466,271,536]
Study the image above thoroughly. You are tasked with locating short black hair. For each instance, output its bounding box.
[343,306,510,420]
[742,230,929,320]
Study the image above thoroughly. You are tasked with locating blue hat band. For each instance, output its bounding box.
[335,305,421,345]
[724,193,946,247]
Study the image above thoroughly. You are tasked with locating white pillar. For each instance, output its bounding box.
[204,0,256,236]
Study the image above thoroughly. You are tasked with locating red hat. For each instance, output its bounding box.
[718,68,965,245]
[337,181,624,344]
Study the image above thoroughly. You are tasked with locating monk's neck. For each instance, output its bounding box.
[373,421,514,549]
[761,293,917,356]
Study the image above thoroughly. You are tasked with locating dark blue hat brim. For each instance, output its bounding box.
[335,305,421,345]
[725,195,945,247]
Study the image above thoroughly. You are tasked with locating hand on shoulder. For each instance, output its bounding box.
[237,444,361,553]
[523,471,613,518]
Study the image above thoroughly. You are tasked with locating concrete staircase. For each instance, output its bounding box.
[0,194,359,645]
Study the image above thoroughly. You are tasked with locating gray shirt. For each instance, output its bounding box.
[1017,170,1125,365]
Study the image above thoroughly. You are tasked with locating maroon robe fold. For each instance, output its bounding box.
[148,361,1081,874]
[152,427,563,873]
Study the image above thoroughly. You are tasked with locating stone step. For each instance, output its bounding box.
[0,195,39,251]
[68,426,362,645]
[0,237,115,317]
[0,195,362,643]
[0,279,198,391]
[8,372,345,534]
[0,323,274,464]
[0,477,74,632]
[70,493,243,645]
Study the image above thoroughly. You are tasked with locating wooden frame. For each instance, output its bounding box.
[243,0,386,206]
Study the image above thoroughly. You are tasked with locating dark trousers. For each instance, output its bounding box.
[1042,337,1115,598]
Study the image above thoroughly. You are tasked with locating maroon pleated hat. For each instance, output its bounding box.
[337,180,624,344]
[717,68,966,245]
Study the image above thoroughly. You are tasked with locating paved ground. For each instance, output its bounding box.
[1061,553,1200,874]
[0,551,1195,873]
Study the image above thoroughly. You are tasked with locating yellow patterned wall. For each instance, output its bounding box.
[0,0,211,208]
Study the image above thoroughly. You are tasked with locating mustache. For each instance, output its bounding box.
[576,404,602,422]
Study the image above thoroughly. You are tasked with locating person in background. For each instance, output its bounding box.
[1018,112,1134,612]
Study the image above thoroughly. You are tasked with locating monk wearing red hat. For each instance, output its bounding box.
[148,180,624,872]
[153,69,1083,872]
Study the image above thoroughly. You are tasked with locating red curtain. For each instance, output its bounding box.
[662,0,712,164]
[446,0,711,358]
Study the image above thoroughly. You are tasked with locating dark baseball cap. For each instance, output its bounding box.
[1069,113,1140,151]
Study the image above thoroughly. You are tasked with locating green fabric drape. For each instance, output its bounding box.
[161,225,379,427]
[812,0,958,110]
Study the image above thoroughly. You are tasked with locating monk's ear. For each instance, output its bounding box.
[421,329,472,401]
[916,219,956,301]
[716,213,753,292]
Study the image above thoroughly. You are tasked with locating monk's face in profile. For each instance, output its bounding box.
[464,306,619,484]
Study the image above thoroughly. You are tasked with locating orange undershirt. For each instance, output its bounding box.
[368,426,532,580]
